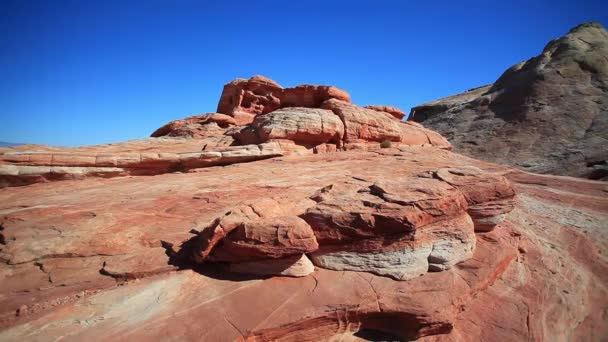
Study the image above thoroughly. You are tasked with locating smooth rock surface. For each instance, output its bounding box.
[228,253,315,277]
[323,99,452,149]
[410,22,608,180]
[364,105,406,120]
[233,107,344,147]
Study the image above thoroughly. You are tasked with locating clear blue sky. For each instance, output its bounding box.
[1,0,606,146]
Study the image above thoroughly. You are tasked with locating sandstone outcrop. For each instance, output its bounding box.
[151,113,236,138]
[186,155,514,280]
[410,22,608,180]
[434,166,516,231]
[0,76,452,188]
[0,145,605,341]
[232,107,344,147]
[0,140,284,187]
[0,73,606,341]
[216,75,350,125]
[323,99,451,149]
[364,105,406,120]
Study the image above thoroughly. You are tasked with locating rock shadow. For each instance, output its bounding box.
[160,237,272,282]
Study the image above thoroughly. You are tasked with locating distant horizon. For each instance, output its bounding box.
[1,0,607,147]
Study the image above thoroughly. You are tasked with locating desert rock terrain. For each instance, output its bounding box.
[410,22,608,181]
[0,74,606,341]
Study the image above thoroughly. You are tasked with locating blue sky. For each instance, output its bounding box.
[1,0,606,146]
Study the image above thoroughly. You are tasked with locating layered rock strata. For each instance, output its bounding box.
[190,168,514,280]
[0,141,605,340]
[0,76,451,187]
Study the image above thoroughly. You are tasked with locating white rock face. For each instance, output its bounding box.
[235,107,345,146]
[427,214,477,271]
[427,235,476,271]
[228,254,314,277]
[310,244,433,280]
[310,214,477,279]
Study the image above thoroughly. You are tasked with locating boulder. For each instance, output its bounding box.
[192,197,316,263]
[232,107,344,147]
[301,178,477,280]
[210,216,319,262]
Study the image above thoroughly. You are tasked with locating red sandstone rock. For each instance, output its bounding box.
[0,75,606,341]
[232,107,344,147]
[435,166,516,231]
[216,75,350,124]
[0,140,286,187]
[1,80,456,188]
[364,105,406,120]
[322,99,452,149]
[211,216,319,262]
[303,179,468,246]
[151,113,236,138]
[0,145,605,340]
[192,197,315,263]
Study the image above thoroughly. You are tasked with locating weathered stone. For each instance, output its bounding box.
[364,105,406,120]
[233,107,344,147]
[322,99,452,149]
[216,75,350,124]
[0,72,606,342]
[435,166,516,231]
[151,113,236,138]
[410,22,608,180]
[211,216,319,262]
[228,254,315,277]
[0,145,605,341]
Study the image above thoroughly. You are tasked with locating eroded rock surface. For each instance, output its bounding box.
[0,73,606,341]
[232,107,344,147]
[217,75,351,124]
[364,105,406,120]
[189,171,496,280]
[151,113,236,138]
[0,76,451,188]
[410,22,608,180]
[0,144,606,341]
[0,140,284,187]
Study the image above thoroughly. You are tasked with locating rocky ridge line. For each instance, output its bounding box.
[409,22,608,180]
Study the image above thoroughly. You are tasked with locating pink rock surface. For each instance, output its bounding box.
[216,75,350,124]
[151,113,237,138]
[0,145,604,340]
[233,107,344,147]
[364,105,406,120]
[322,99,452,149]
[0,76,606,341]
[211,216,319,262]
